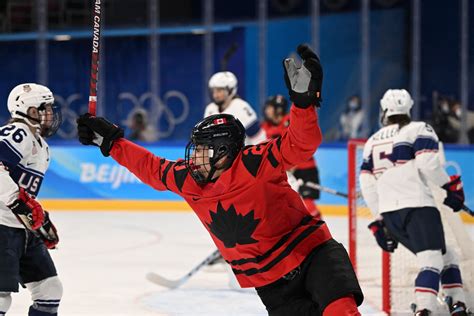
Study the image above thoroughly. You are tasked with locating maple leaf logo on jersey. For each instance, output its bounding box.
[206,202,260,248]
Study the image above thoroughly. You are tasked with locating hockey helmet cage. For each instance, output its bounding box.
[7,83,61,137]
[185,114,245,184]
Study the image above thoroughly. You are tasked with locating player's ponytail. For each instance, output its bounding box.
[386,114,411,128]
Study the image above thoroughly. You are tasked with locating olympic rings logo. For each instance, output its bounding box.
[118,91,190,139]
[53,90,190,140]
[54,93,88,139]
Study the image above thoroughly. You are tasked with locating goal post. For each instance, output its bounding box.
[347,139,366,273]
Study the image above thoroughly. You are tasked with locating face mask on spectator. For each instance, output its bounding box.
[348,100,359,111]
[455,108,461,118]
[441,102,449,114]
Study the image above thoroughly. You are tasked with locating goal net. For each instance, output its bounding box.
[347,139,473,315]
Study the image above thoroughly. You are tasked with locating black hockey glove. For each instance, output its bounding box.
[77,113,124,157]
[283,44,323,108]
[37,211,59,249]
[368,219,398,253]
[442,175,465,212]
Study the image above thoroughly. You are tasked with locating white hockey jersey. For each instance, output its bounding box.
[359,121,450,216]
[204,98,267,145]
[0,122,50,229]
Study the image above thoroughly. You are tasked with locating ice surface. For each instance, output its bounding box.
[7,211,401,315]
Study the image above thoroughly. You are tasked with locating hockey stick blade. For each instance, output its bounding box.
[146,272,184,289]
[146,249,222,289]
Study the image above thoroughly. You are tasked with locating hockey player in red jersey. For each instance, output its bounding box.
[261,94,322,219]
[77,44,363,315]
[261,94,291,139]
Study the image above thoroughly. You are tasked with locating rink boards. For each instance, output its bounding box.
[41,143,474,223]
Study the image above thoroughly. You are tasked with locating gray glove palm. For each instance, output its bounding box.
[283,44,323,108]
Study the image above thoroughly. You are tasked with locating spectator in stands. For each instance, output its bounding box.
[432,97,460,143]
[450,101,474,144]
[339,95,365,140]
[124,108,158,142]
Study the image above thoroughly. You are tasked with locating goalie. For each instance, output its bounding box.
[0,84,62,315]
[77,44,364,315]
[359,89,469,316]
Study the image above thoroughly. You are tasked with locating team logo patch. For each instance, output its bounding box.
[213,118,227,125]
[206,201,260,248]
[23,84,32,93]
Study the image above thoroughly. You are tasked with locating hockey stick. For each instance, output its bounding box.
[146,249,221,289]
[220,42,239,71]
[461,205,474,216]
[88,0,103,115]
[297,180,351,199]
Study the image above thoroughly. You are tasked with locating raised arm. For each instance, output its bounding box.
[278,44,323,169]
[110,138,171,191]
[77,114,174,192]
[278,105,321,169]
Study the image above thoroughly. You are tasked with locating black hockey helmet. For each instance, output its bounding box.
[265,94,288,114]
[185,114,245,184]
[263,94,288,124]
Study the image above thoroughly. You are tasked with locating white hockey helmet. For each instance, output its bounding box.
[208,71,238,99]
[380,89,414,118]
[7,83,61,137]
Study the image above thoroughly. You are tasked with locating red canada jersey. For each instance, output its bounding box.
[261,114,290,139]
[261,114,316,170]
[110,106,330,288]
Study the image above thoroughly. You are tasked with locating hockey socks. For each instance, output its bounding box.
[0,293,11,316]
[29,305,58,316]
[26,276,62,316]
[415,267,440,296]
[415,250,443,312]
[441,264,466,309]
